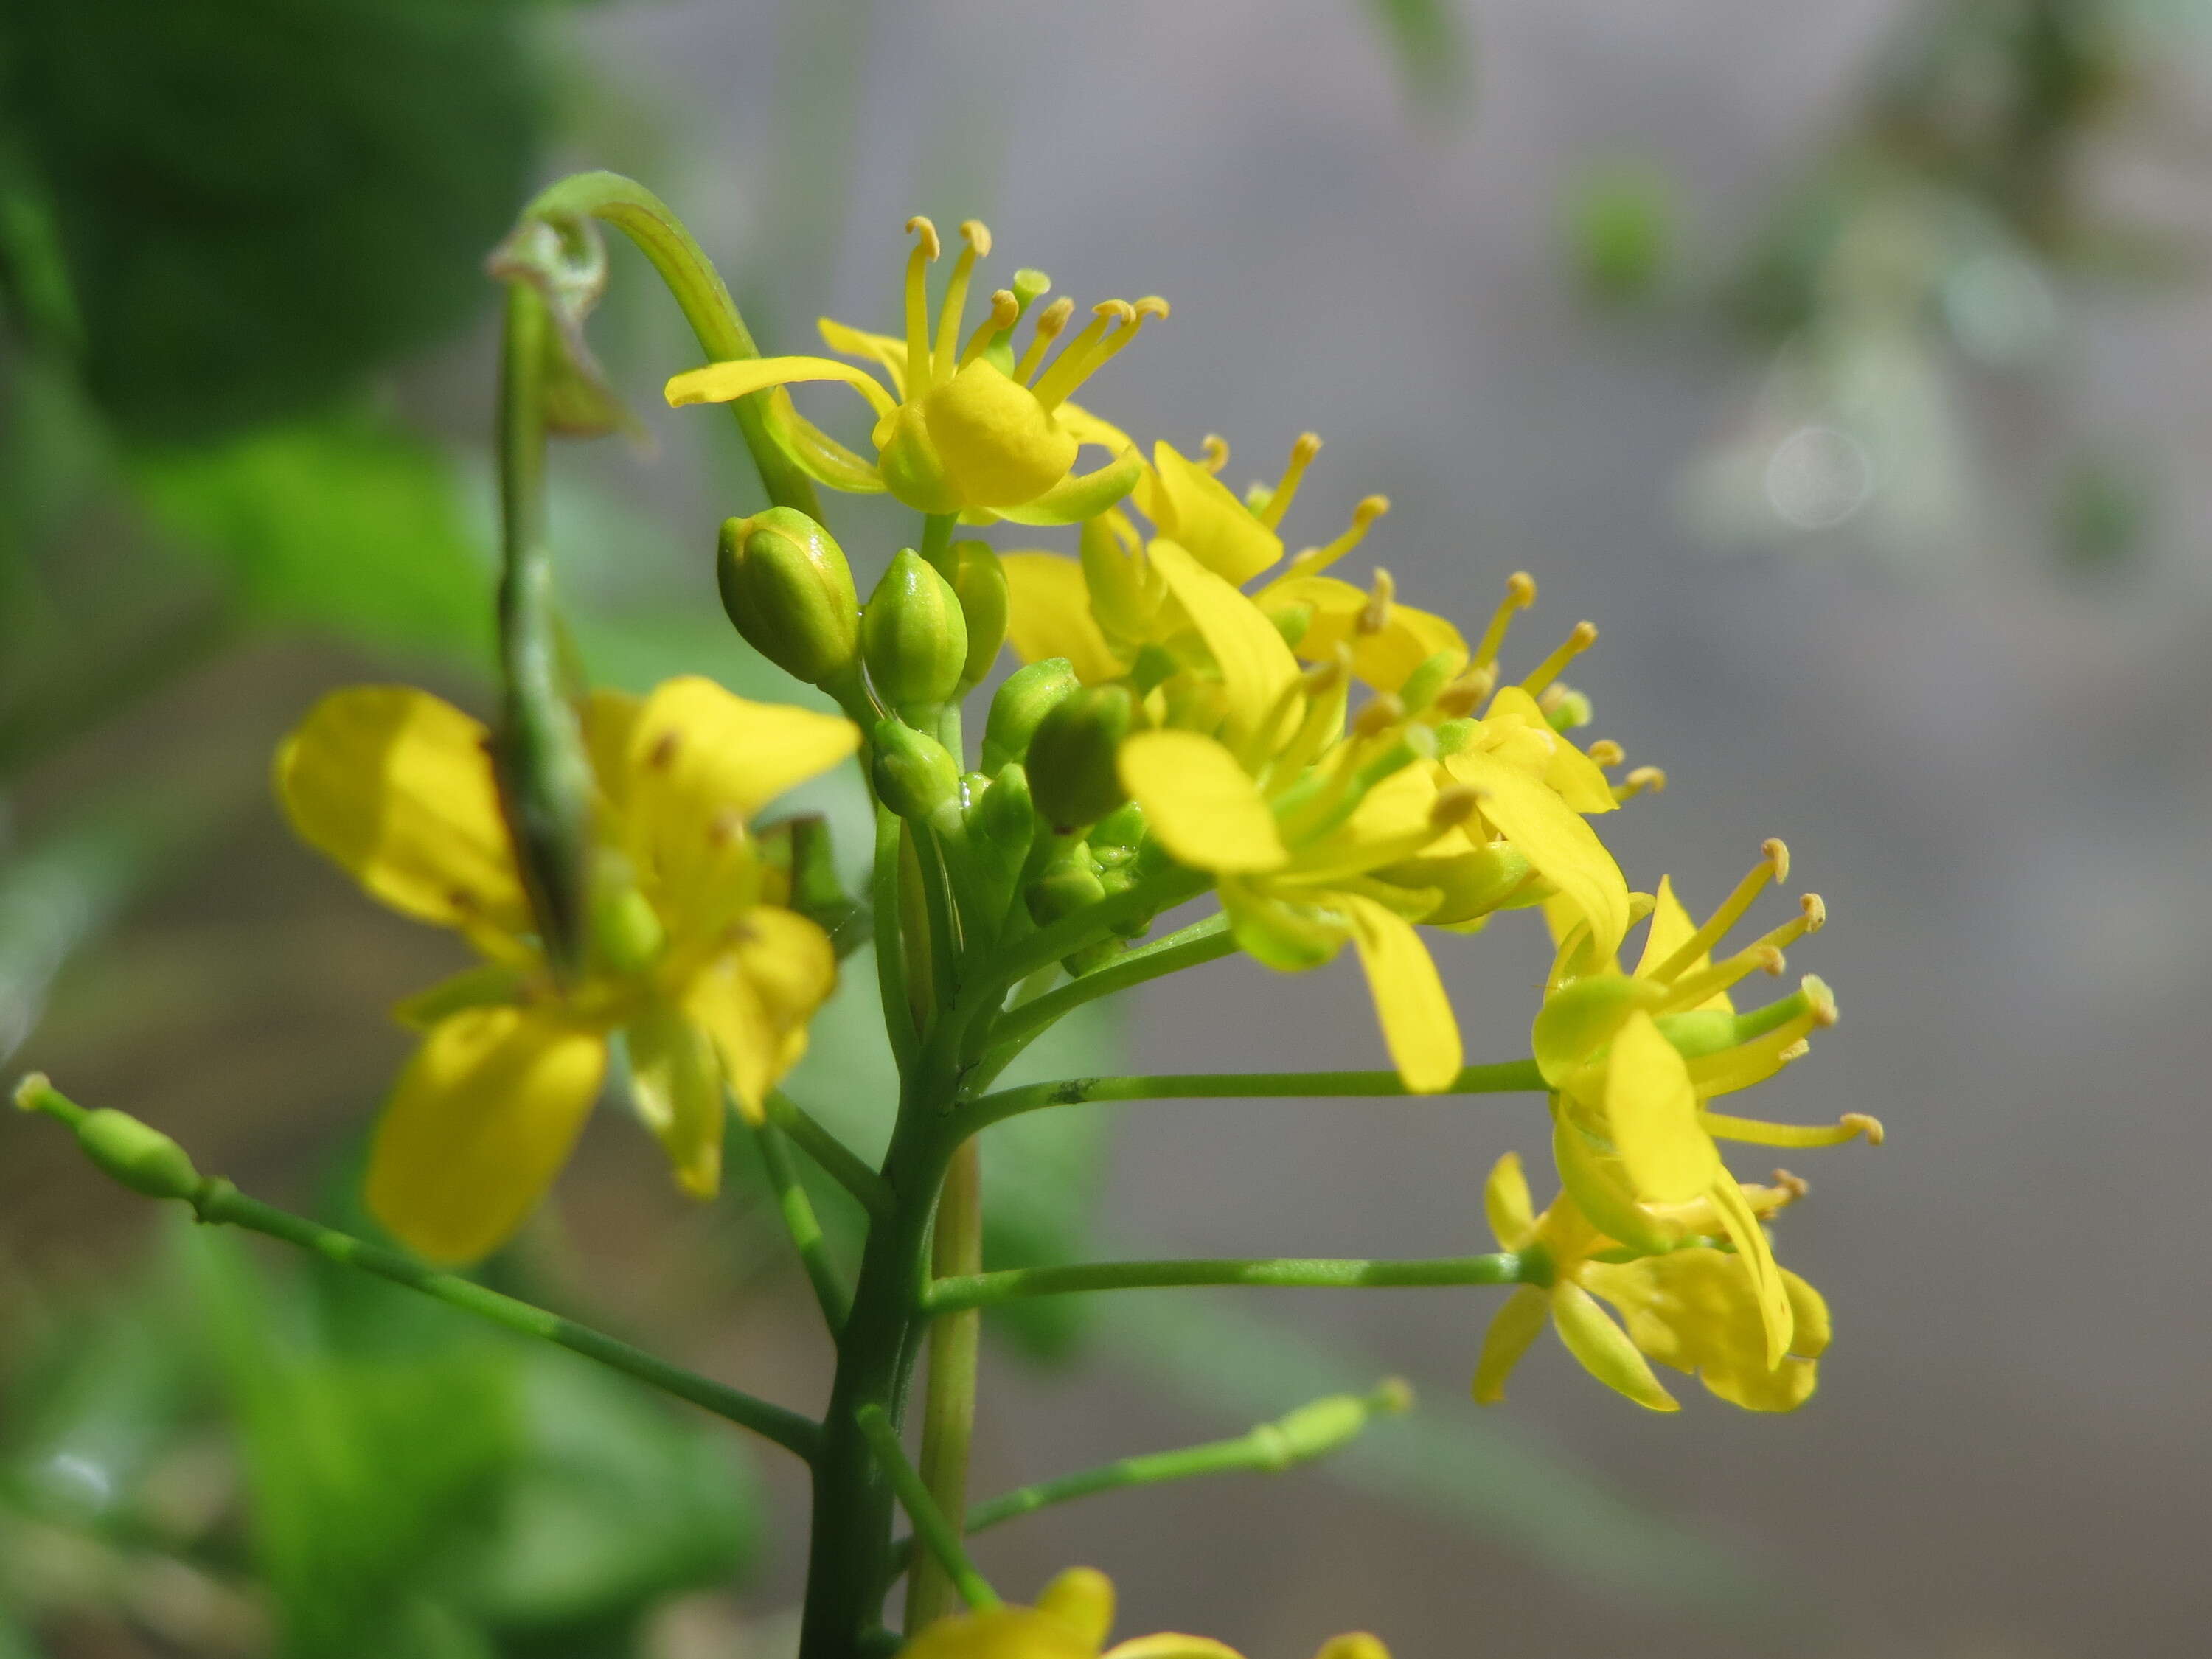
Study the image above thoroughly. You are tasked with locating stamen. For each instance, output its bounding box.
[1256,431,1323,530]
[1585,739,1626,768]
[1647,840,1789,984]
[1431,665,1497,720]
[1358,568,1396,636]
[1014,296,1074,383]
[959,289,1020,366]
[1352,692,1406,740]
[1613,765,1666,801]
[1048,294,1167,402]
[1843,1113,1884,1145]
[1430,782,1483,830]
[1773,1169,1811,1200]
[903,217,940,392]
[932,219,992,384]
[1199,434,1230,473]
[1519,621,1597,695]
[1655,942,1784,1013]
[1470,571,1537,670]
[1279,495,1389,582]
[1028,300,1132,410]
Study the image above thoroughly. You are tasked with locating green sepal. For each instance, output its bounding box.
[995,449,1146,526]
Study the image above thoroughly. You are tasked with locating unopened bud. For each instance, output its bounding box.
[591,879,666,976]
[717,509,859,686]
[1026,684,1135,831]
[950,540,1009,691]
[1540,683,1593,732]
[1088,799,1149,861]
[982,658,1080,772]
[861,549,968,726]
[871,719,961,821]
[970,762,1036,856]
[1026,836,1106,924]
[78,1109,203,1202]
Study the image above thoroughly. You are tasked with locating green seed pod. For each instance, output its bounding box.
[950,540,1009,692]
[1026,835,1107,925]
[861,549,969,726]
[716,509,860,686]
[1026,684,1134,832]
[981,657,1079,772]
[871,717,961,821]
[77,1109,201,1202]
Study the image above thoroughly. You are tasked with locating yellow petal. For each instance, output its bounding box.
[1484,686,1614,815]
[922,360,1079,509]
[625,998,726,1199]
[1444,748,1628,960]
[275,685,531,939]
[1118,730,1289,873]
[1339,891,1462,1093]
[901,1609,1093,1659]
[1551,1281,1678,1411]
[996,451,1147,527]
[1707,1174,1793,1366]
[1312,1638,1391,1659]
[1036,1568,1116,1649]
[1635,876,1700,980]
[1102,1638,1248,1659]
[817,315,910,397]
[1001,552,1131,684]
[686,908,837,1119]
[1483,1151,1534,1249]
[664,354,897,420]
[1549,1105,1677,1255]
[1472,1284,1549,1405]
[1604,1011,1719,1205]
[365,1006,606,1265]
[1586,1249,1823,1412]
[582,687,643,817]
[1055,398,1139,456]
[1149,439,1282,583]
[1147,539,1301,746]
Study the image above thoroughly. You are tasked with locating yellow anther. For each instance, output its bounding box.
[1014,295,1075,382]
[1029,300,1138,410]
[1613,764,1666,801]
[1799,892,1826,933]
[1257,431,1324,530]
[1432,664,1497,719]
[1358,568,1397,636]
[958,218,991,257]
[1763,837,1790,884]
[1649,841,1789,984]
[1303,653,1349,693]
[647,730,681,771]
[959,289,1022,366]
[1585,739,1625,768]
[1841,1113,1884,1145]
[1470,571,1538,669]
[1430,782,1484,829]
[905,216,941,259]
[902,217,942,389]
[1520,621,1598,696]
[1134,295,1171,320]
[1352,692,1406,740]
[1773,1169,1812,1200]
[1199,434,1230,473]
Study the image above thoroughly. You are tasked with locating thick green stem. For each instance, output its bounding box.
[925,1253,1528,1313]
[856,1405,999,1614]
[519,170,822,515]
[952,1058,1548,1138]
[906,1139,982,1633]
[756,1116,853,1331]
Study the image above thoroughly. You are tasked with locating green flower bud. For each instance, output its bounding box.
[1026,835,1106,925]
[970,762,1035,858]
[981,658,1079,772]
[1026,684,1134,832]
[950,540,1009,692]
[717,509,860,686]
[1088,800,1148,864]
[861,549,969,726]
[1543,684,1593,732]
[871,717,961,821]
[77,1109,202,1202]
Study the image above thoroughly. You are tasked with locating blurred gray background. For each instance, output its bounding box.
[10,2,2212,1656]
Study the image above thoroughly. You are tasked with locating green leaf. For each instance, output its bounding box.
[132,414,493,659]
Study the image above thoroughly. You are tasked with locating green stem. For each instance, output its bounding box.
[15,1081,819,1460]
[768,1092,893,1220]
[873,806,919,1074]
[755,1116,853,1332]
[518,170,822,515]
[906,1140,981,1634]
[925,1253,1528,1313]
[978,913,1234,1066]
[918,512,958,582]
[855,1405,999,1614]
[952,1058,1547,1138]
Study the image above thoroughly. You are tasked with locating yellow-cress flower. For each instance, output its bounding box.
[900,1568,1389,1659]
[665,217,1160,524]
[1472,1152,1830,1412]
[275,676,858,1264]
[1530,844,1880,1363]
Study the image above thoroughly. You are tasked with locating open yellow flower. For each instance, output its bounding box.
[1472,1152,1829,1413]
[275,676,858,1264]
[1529,844,1879,1364]
[901,1568,1388,1659]
[665,217,1159,523]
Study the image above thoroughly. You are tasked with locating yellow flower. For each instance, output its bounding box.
[665,217,1160,523]
[274,676,858,1264]
[1528,844,1879,1363]
[1472,1152,1830,1413]
[901,1568,1388,1659]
